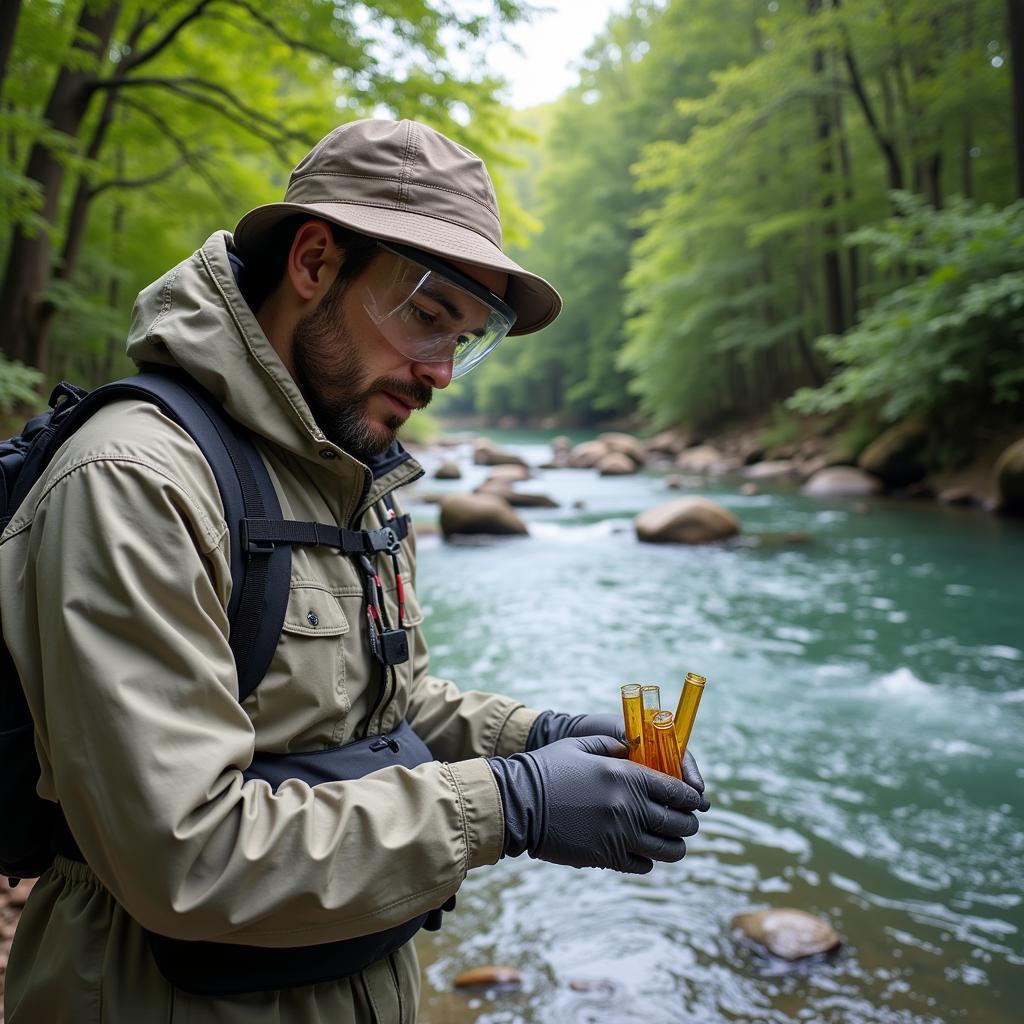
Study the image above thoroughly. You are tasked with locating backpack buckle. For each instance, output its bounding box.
[240,519,276,555]
[365,525,401,555]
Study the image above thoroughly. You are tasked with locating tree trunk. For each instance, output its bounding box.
[0,0,23,98]
[842,46,904,193]
[0,2,120,371]
[810,0,846,337]
[1009,0,1024,197]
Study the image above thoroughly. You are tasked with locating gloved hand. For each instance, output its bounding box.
[488,734,704,874]
[526,710,625,747]
[527,710,710,811]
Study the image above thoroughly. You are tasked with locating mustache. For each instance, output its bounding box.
[374,377,433,410]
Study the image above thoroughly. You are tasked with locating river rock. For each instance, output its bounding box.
[546,435,573,468]
[473,439,528,468]
[938,485,979,507]
[993,437,1024,515]
[453,965,523,988]
[474,479,558,508]
[635,497,740,545]
[743,459,798,481]
[646,429,690,456]
[597,452,636,476]
[569,440,611,468]
[440,493,528,538]
[858,419,929,487]
[433,459,461,480]
[598,431,647,466]
[802,466,883,497]
[675,445,725,474]
[486,463,531,483]
[731,908,841,961]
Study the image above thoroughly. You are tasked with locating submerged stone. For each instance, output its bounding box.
[731,907,841,962]
[453,965,523,988]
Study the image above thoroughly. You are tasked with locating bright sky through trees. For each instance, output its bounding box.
[490,0,629,107]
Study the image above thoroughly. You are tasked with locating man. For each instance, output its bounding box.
[1,119,706,1023]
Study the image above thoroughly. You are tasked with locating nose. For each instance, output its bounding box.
[412,357,454,390]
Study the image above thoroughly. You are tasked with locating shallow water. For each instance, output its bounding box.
[408,436,1024,1024]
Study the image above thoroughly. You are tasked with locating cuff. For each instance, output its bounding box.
[495,705,541,756]
[446,757,506,869]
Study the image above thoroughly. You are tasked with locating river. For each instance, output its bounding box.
[408,433,1024,1024]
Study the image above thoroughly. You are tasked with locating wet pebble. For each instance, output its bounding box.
[452,965,523,989]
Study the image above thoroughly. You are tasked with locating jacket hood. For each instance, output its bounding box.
[126,231,350,469]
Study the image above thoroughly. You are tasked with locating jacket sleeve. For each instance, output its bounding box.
[4,423,504,947]
[397,521,539,761]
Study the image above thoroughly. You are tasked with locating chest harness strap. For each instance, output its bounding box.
[239,508,412,669]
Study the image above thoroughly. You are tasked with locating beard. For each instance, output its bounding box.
[291,276,432,461]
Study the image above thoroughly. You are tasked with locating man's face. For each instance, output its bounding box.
[291,247,506,461]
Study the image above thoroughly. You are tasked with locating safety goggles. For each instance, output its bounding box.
[360,242,516,378]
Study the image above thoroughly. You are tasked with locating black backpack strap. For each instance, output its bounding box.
[241,513,410,556]
[48,371,291,704]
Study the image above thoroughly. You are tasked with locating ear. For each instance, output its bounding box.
[287,219,341,303]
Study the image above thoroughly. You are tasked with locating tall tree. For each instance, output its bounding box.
[1,0,532,377]
[1010,0,1024,195]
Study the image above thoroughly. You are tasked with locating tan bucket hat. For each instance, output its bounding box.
[233,118,561,335]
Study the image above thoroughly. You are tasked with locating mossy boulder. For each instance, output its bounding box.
[993,437,1024,515]
[857,419,929,487]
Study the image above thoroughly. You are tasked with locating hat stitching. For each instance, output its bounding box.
[287,173,496,216]
[396,120,415,207]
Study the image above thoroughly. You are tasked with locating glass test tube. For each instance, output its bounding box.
[620,684,645,764]
[650,710,683,779]
[640,685,662,771]
[673,672,707,755]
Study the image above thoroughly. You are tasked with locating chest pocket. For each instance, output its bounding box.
[247,584,351,741]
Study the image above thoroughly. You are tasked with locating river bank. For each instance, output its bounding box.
[434,414,1024,518]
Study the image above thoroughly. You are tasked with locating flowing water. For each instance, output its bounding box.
[408,434,1024,1024]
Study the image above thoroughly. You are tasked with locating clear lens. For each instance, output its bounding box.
[361,248,512,377]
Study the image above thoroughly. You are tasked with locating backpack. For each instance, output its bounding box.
[0,368,411,884]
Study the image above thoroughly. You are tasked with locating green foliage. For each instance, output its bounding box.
[0,356,43,413]
[789,194,1024,424]
[1,0,537,384]
[759,405,803,451]
[453,0,1018,444]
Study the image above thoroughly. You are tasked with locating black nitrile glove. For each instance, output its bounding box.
[488,734,704,874]
[526,710,625,748]
[527,710,710,812]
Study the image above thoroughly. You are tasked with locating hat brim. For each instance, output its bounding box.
[233,201,561,336]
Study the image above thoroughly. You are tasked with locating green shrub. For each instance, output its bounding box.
[790,194,1024,430]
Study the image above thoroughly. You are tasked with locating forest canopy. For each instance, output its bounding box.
[2,0,1023,455]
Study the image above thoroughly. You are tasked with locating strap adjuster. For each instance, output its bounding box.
[365,525,401,555]
[241,519,276,555]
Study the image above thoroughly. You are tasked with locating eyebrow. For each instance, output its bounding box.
[418,282,465,322]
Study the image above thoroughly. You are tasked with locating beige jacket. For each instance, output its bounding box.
[0,232,537,1023]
